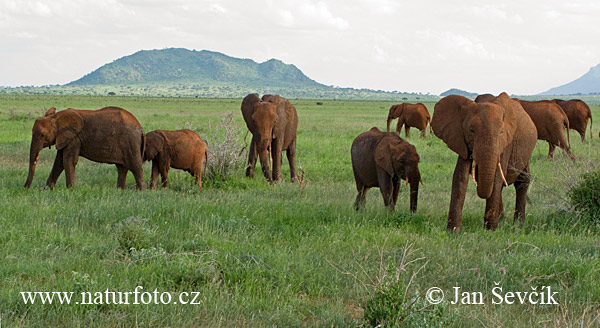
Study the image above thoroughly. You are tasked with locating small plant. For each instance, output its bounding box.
[569,171,600,223]
[113,216,156,253]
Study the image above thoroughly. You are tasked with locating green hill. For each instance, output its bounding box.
[68,48,321,87]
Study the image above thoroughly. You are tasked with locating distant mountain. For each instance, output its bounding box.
[539,64,600,95]
[68,48,322,88]
[440,88,477,98]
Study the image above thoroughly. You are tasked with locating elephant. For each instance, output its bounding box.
[517,100,574,160]
[25,107,146,189]
[241,94,298,183]
[552,99,593,141]
[143,129,208,189]
[351,127,421,212]
[431,93,537,231]
[386,103,431,137]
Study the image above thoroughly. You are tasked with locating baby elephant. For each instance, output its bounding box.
[351,127,421,212]
[143,129,208,189]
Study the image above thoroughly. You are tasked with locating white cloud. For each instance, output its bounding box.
[1,0,599,95]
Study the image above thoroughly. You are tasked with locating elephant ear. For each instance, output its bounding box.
[495,93,518,151]
[431,95,475,159]
[56,109,83,150]
[374,136,396,177]
[144,131,167,161]
[241,94,261,132]
[45,107,57,116]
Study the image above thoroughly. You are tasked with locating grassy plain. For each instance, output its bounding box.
[1,94,599,327]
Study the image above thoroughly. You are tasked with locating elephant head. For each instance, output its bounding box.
[252,98,280,182]
[431,93,516,199]
[386,104,403,132]
[25,107,83,188]
[144,131,169,161]
[375,135,421,212]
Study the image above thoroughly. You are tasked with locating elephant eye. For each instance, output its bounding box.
[499,129,504,135]
[469,127,475,134]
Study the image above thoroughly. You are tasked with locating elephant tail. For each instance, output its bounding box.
[589,112,593,140]
[565,118,571,149]
[203,149,208,177]
[140,130,146,161]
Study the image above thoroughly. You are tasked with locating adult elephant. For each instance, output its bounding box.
[386,103,431,137]
[351,127,421,212]
[431,93,537,231]
[241,94,298,183]
[517,100,574,160]
[24,107,146,189]
[552,99,593,141]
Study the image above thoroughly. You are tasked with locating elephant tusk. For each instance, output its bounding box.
[471,160,477,187]
[498,162,508,186]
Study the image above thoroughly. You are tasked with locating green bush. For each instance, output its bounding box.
[569,171,600,222]
[364,281,454,327]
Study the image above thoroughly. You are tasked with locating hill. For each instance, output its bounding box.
[440,88,478,98]
[1,48,440,100]
[539,63,600,95]
[68,48,321,88]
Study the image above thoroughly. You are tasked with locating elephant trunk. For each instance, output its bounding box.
[386,117,392,132]
[25,139,43,188]
[258,139,273,182]
[409,179,419,213]
[473,138,500,199]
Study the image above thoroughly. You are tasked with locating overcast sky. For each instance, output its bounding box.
[1,0,599,95]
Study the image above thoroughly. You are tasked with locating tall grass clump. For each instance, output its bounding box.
[569,170,600,223]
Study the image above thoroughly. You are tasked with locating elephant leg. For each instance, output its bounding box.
[483,180,504,230]
[116,164,128,189]
[192,156,204,190]
[377,170,395,210]
[513,165,531,223]
[150,160,159,189]
[447,157,471,232]
[354,181,369,210]
[395,120,403,135]
[405,125,410,138]
[286,137,298,182]
[62,145,79,188]
[547,142,556,159]
[159,161,170,188]
[391,178,401,210]
[246,135,258,178]
[46,149,65,189]
[129,159,146,190]
[271,139,283,182]
[497,193,505,221]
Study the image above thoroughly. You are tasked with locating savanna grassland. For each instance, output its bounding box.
[1,94,599,327]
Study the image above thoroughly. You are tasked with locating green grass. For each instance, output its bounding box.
[1,95,600,327]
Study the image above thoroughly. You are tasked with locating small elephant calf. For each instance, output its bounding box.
[351,127,421,212]
[143,129,208,189]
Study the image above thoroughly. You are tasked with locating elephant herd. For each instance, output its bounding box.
[373,93,593,231]
[23,93,593,232]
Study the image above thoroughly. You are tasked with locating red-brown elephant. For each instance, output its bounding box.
[351,127,421,213]
[143,129,208,190]
[552,99,593,141]
[25,107,146,189]
[518,100,574,160]
[241,94,298,183]
[386,103,431,137]
[432,93,537,231]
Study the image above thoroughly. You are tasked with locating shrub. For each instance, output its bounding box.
[568,171,600,222]
[364,280,453,327]
[201,112,247,180]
